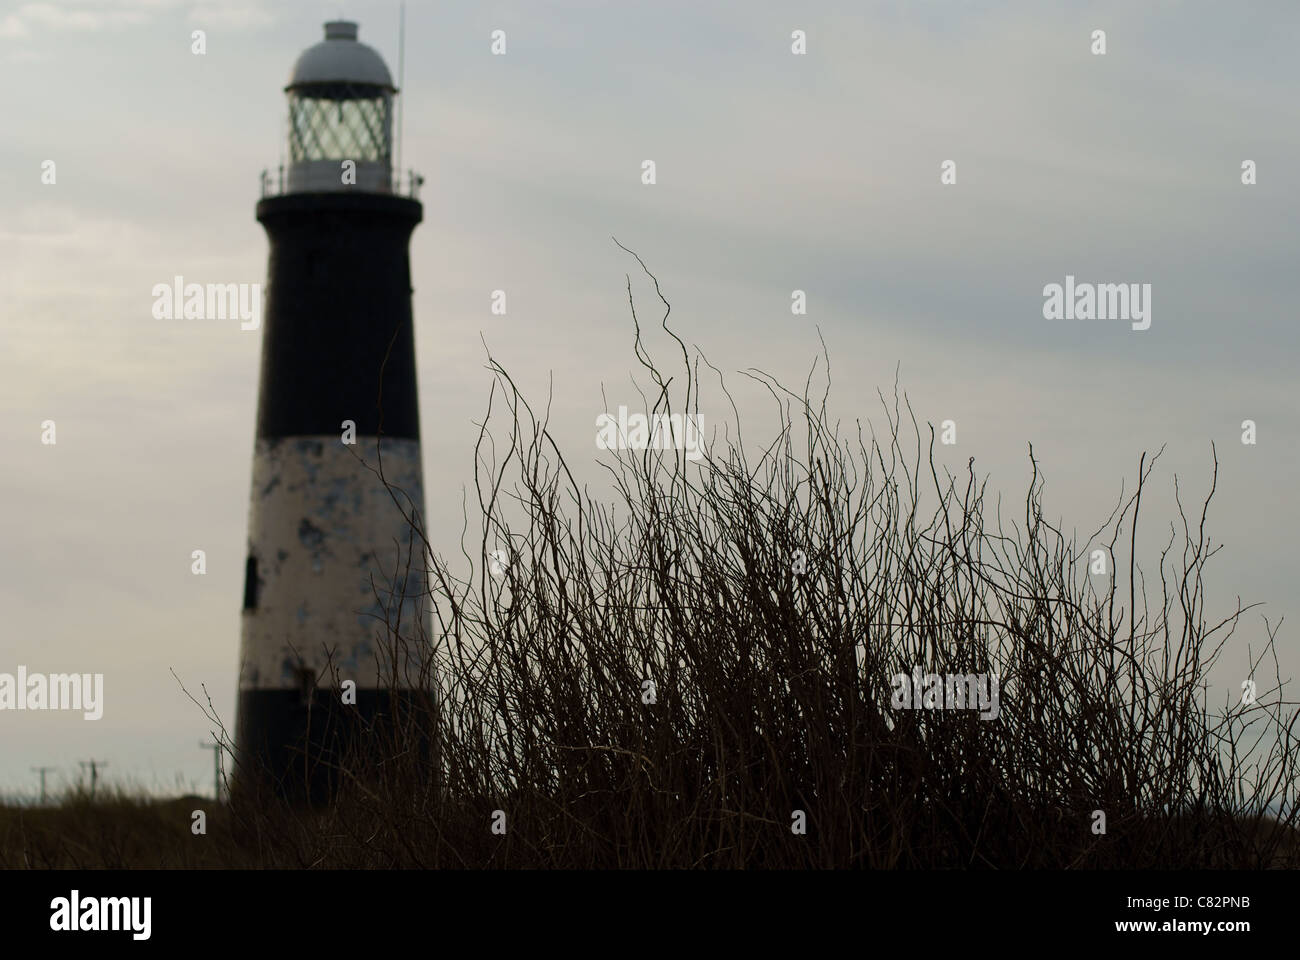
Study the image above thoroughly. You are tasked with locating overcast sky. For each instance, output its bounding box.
[1,0,1297,798]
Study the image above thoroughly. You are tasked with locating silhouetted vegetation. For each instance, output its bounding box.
[5,250,1297,869]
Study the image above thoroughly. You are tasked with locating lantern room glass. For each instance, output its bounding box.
[288,86,392,165]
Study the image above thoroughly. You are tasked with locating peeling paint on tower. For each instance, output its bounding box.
[240,435,426,689]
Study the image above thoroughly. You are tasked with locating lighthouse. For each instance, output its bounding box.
[234,20,429,803]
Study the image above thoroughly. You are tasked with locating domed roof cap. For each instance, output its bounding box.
[288,20,395,92]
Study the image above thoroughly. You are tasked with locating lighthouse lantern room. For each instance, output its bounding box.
[285,20,394,193]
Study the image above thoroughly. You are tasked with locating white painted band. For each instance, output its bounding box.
[238,435,429,690]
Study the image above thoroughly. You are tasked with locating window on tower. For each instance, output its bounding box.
[242,555,259,610]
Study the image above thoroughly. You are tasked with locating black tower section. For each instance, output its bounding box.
[253,193,422,441]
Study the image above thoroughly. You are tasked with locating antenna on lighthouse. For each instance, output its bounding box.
[397,1,406,193]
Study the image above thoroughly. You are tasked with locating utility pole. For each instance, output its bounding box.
[78,759,108,801]
[30,766,56,806]
[200,740,224,802]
